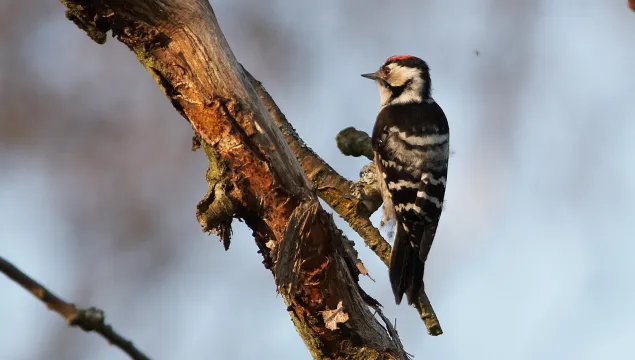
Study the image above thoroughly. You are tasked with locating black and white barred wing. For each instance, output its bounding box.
[372,102,449,304]
[411,159,448,262]
[373,130,425,304]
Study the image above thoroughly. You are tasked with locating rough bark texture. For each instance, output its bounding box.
[60,0,408,358]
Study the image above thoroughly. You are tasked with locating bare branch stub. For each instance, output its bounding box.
[60,0,410,357]
[0,257,150,360]
[336,127,374,160]
[196,142,235,250]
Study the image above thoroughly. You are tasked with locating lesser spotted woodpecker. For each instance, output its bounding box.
[362,55,449,305]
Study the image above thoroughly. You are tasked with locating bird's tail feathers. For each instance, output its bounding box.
[389,224,424,305]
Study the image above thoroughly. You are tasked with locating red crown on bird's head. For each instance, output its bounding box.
[385,54,417,63]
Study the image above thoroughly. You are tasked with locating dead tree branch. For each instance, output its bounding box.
[0,256,150,360]
[58,0,410,358]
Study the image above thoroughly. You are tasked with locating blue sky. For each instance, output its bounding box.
[1,1,634,359]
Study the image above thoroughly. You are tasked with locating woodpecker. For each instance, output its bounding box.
[362,55,449,305]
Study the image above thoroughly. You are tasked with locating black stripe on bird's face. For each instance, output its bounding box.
[387,79,412,103]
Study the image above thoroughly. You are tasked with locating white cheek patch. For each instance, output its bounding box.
[378,84,393,107]
[384,66,425,106]
[387,66,419,87]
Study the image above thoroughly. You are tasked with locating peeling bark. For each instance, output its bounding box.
[60,0,409,358]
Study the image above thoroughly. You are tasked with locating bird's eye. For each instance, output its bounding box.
[384,66,391,74]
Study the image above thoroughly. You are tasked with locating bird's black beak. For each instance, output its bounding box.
[361,71,381,80]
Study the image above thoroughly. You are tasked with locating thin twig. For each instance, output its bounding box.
[0,256,151,360]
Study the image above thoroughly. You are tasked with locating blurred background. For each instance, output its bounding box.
[1,1,634,359]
